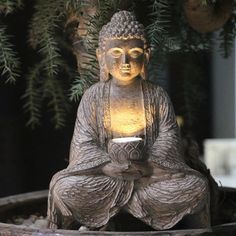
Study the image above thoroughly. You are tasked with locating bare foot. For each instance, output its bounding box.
[78,225,91,231]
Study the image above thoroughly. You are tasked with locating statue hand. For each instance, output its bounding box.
[151,165,186,179]
[131,161,153,177]
[102,162,142,181]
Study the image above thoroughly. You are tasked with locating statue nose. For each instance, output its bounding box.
[121,54,129,64]
[121,63,130,69]
[120,63,131,72]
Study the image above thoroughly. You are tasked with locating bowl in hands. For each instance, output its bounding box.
[108,137,146,165]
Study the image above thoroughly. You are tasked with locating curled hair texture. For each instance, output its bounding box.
[98,11,148,51]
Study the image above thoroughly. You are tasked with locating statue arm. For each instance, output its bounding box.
[149,87,187,170]
[68,88,110,172]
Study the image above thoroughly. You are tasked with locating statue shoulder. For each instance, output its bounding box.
[82,81,106,101]
[84,81,104,94]
[144,80,169,98]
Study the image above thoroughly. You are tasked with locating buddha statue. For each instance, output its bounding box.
[47,11,210,231]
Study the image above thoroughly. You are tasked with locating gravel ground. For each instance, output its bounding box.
[7,214,48,229]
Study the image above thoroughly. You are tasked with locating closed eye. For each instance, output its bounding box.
[129,48,144,58]
[108,48,123,58]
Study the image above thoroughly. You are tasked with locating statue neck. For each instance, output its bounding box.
[111,76,140,87]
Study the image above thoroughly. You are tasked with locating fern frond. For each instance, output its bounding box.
[0,25,20,83]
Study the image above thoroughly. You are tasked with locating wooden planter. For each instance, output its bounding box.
[0,189,235,235]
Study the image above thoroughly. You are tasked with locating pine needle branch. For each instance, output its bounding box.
[22,64,43,128]
[43,77,70,129]
[28,0,64,49]
[69,74,86,102]
[0,0,23,15]
[26,0,78,128]
[0,24,20,83]
[146,0,175,52]
[39,31,61,78]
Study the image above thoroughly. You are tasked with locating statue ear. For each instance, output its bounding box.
[96,48,109,82]
[140,64,148,80]
[140,48,150,80]
[96,48,102,64]
[145,48,151,63]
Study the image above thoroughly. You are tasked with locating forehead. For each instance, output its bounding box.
[105,39,144,50]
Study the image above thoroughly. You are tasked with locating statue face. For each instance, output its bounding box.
[104,39,145,83]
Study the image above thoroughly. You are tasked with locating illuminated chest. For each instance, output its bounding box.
[109,81,146,137]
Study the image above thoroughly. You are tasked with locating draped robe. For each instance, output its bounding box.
[47,80,209,230]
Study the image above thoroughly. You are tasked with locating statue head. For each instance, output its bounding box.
[97,11,150,82]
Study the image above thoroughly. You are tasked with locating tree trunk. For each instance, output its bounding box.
[65,0,98,76]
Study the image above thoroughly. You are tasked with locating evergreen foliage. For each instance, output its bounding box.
[0,0,22,83]
[146,0,175,51]
[0,25,20,83]
[22,64,43,127]
[24,0,81,128]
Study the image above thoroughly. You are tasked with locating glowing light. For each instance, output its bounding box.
[110,107,146,136]
[112,137,142,143]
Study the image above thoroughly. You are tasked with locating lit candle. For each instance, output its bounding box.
[112,137,142,143]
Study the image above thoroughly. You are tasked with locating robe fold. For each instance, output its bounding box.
[47,80,209,230]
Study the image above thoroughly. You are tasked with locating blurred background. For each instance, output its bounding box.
[0,0,236,197]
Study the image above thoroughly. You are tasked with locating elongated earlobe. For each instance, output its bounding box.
[140,64,148,80]
[96,48,109,82]
[100,58,109,82]
[145,48,151,63]
[140,48,150,80]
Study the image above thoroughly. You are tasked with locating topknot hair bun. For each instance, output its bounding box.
[98,11,147,50]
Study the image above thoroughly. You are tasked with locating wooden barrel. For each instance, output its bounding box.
[0,189,235,235]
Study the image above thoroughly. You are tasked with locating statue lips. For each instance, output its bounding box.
[120,65,131,75]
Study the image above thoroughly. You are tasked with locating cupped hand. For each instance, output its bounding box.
[131,161,153,177]
[102,162,142,181]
